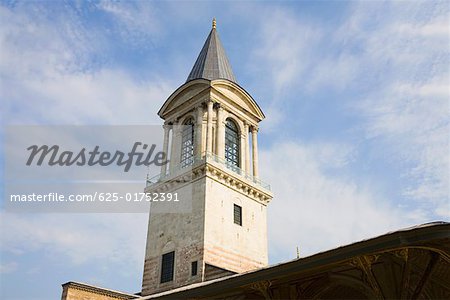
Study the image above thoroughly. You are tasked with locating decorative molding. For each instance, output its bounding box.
[251,125,259,133]
[349,255,383,299]
[393,248,408,261]
[62,281,138,299]
[248,280,272,300]
[146,160,272,205]
[204,163,272,204]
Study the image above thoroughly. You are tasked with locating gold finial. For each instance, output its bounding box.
[212,18,216,29]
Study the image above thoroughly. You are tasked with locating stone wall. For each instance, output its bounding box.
[141,177,206,296]
[61,282,137,300]
[204,176,268,273]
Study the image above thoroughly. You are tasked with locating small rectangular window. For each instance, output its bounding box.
[191,261,198,276]
[160,251,175,283]
[234,204,242,226]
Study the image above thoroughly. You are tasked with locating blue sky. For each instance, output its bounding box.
[1,1,449,299]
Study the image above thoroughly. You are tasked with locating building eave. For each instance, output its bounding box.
[140,221,450,299]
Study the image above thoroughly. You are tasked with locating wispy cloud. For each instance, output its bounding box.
[0,1,161,287]
[0,213,148,270]
[96,1,163,48]
[252,1,449,219]
[250,1,449,262]
[0,3,174,125]
[261,141,415,262]
[342,2,450,216]
[0,261,18,274]
[253,9,321,97]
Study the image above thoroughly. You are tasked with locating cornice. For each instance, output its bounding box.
[62,281,138,299]
[145,161,273,206]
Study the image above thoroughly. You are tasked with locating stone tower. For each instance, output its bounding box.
[141,19,273,296]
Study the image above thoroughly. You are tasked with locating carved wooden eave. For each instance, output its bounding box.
[158,79,265,124]
[138,222,450,300]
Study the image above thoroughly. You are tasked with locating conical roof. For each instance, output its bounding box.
[186,19,236,83]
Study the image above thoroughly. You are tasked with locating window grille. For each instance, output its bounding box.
[225,119,240,168]
[181,118,195,168]
[234,204,242,226]
[160,251,175,283]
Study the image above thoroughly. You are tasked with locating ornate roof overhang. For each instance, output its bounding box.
[140,222,450,299]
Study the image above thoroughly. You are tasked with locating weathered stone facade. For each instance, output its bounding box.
[140,21,273,296]
[141,152,272,295]
[141,176,206,295]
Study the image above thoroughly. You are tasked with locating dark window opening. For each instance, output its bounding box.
[234,204,242,226]
[160,251,175,283]
[181,118,195,168]
[225,119,240,169]
[191,261,198,276]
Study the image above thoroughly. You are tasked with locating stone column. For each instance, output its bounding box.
[195,106,203,158]
[240,123,246,172]
[170,121,180,173]
[161,124,170,177]
[251,126,259,178]
[244,122,250,174]
[206,100,214,155]
[216,104,225,159]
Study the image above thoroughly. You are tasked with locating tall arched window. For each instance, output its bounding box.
[180,118,194,168]
[225,119,240,168]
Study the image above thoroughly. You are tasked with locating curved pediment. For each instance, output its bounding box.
[158,78,265,122]
[211,80,265,121]
[158,79,211,119]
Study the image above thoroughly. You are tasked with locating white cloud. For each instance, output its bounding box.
[3,68,173,125]
[340,2,450,217]
[0,4,174,125]
[0,261,18,274]
[360,76,449,216]
[307,54,359,92]
[261,142,417,262]
[0,4,96,78]
[254,1,449,222]
[96,1,162,47]
[253,9,322,97]
[0,2,164,279]
[0,213,148,271]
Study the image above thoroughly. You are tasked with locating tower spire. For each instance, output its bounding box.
[186,19,236,83]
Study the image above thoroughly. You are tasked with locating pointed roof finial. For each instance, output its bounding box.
[186,18,236,83]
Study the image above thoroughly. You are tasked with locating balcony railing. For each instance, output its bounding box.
[146,152,271,191]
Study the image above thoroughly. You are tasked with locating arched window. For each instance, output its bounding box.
[225,119,240,168]
[180,118,194,168]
